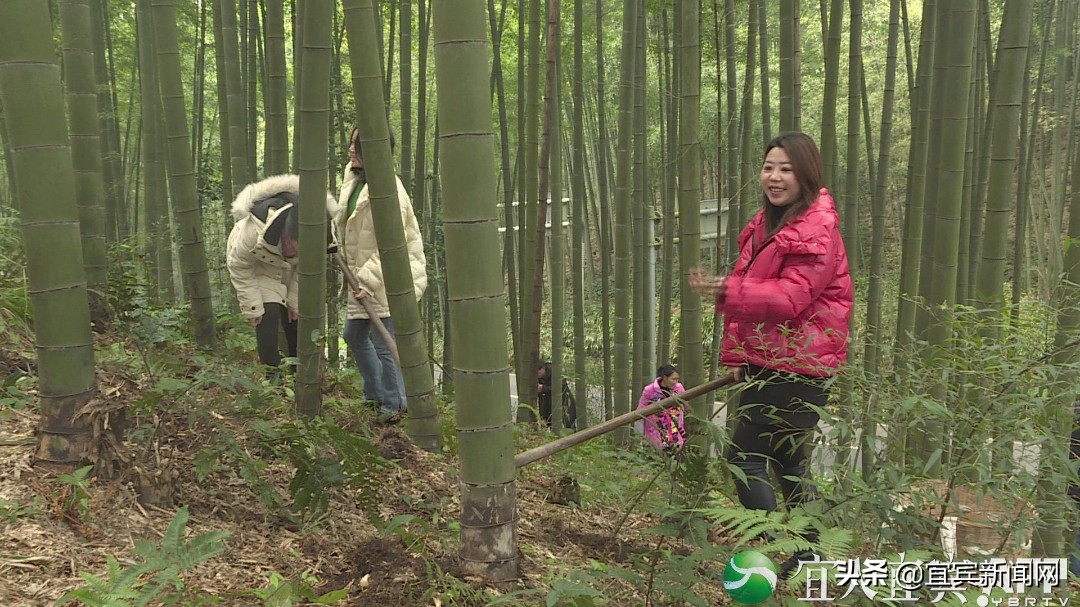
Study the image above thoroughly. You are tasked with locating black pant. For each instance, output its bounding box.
[726,365,828,513]
[255,302,297,375]
[539,380,578,429]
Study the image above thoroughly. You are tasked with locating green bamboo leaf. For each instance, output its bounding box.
[921,448,944,476]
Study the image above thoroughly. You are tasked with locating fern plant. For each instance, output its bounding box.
[285,418,390,526]
[242,570,348,607]
[212,422,290,515]
[700,504,855,560]
[58,507,229,607]
[617,543,727,607]
[105,241,150,321]
[208,412,390,527]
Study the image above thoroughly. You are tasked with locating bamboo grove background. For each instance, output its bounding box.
[0,0,1079,577]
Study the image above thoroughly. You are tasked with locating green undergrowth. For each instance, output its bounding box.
[2,231,1078,606]
[0,214,34,409]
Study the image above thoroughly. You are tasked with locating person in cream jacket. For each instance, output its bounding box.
[335,127,426,416]
[227,174,337,381]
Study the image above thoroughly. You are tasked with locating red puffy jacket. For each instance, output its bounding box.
[718,188,853,377]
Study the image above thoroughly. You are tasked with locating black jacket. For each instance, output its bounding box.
[538,366,577,428]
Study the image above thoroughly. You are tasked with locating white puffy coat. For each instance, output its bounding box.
[335,168,427,319]
[226,174,337,320]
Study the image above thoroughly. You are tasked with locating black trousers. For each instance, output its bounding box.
[726,365,829,513]
[538,380,578,429]
[255,302,297,374]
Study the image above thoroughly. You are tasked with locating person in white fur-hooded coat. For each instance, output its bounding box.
[226,174,338,378]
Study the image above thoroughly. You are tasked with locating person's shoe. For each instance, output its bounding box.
[376,411,407,426]
[265,367,284,385]
[358,397,378,408]
[780,550,820,581]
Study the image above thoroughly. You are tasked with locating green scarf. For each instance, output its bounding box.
[346,178,364,218]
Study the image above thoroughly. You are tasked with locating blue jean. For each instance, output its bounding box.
[343,316,406,414]
[1071,530,1080,576]
[1071,501,1080,576]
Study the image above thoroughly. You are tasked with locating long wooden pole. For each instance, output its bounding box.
[332,249,401,367]
[514,372,738,468]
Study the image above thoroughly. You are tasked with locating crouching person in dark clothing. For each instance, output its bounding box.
[226,174,338,382]
[537,361,577,430]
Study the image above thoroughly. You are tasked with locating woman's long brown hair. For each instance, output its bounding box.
[760,131,825,236]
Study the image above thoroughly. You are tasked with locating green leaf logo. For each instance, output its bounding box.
[722,550,778,605]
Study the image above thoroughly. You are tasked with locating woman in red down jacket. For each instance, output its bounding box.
[690,131,852,578]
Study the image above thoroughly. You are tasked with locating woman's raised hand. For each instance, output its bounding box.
[688,266,726,301]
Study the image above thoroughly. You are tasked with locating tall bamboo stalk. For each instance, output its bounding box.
[89,0,126,240]
[294,0,332,417]
[60,0,109,299]
[632,0,649,389]
[862,0,900,479]
[211,0,234,210]
[433,0,518,580]
[722,0,739,264]
[843,0,862,273]
[343,0,440,450]
[757,0,771,146]
[597,0,613,421]
[612,0,638,444]
[894,0,936,384]
[922,0,977,474]
[1011,7,1038,320]
[821,0,843,186]
[779,0,798,131]
[486,0,520,406]
[0,0,98,466]
[265,0,289,174]
[570,0,588,427]
[136,1,173,304]
[519,0,542,415]
[152,0,216,348]
[678,0,704,434]
[658,8,676,368]
[221,0,251,193]
[975,0,1033,313]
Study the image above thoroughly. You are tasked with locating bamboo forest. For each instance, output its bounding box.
[1,0,1078,605]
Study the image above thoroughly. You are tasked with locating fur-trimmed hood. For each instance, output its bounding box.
[230,173,340,222]
[225,174,340,320]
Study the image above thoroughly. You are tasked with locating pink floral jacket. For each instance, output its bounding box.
[637,379,686,449]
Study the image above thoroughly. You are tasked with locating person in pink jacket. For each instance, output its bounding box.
[691,131,853,579]
[637,365,686,450]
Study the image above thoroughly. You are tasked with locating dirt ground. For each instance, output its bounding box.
[0,346,720,607]
[3,338,1074,606]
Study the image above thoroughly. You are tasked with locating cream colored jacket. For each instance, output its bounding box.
[335,168,427,319]
[226,174,337,319]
